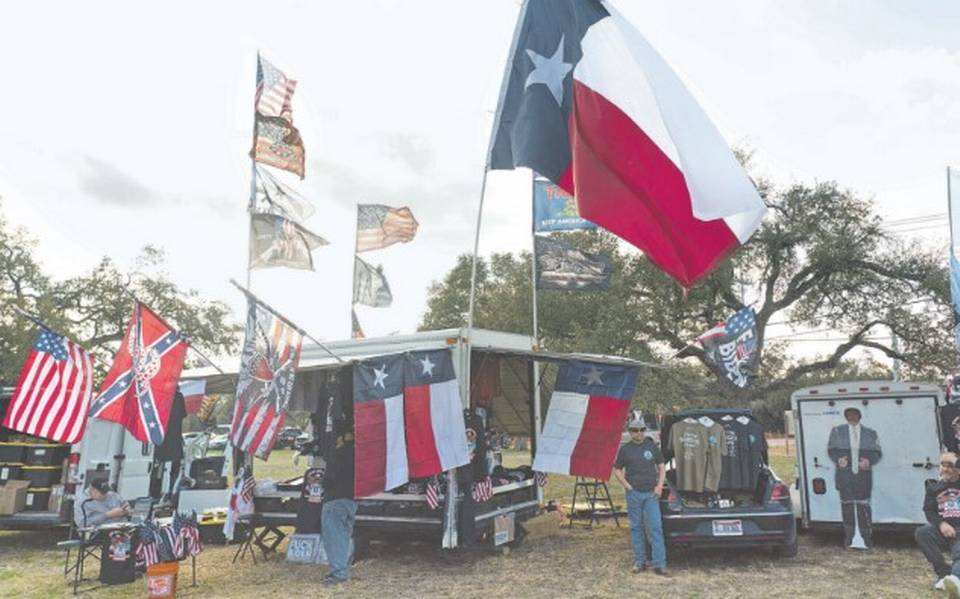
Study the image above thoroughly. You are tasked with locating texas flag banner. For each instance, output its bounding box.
[354,355,408,497]
[403,349,470,478]
[230,298,303,460]
[177,379,207,415]
[489,1,766,287]
[532,360,638,479]
[89,303,188,445]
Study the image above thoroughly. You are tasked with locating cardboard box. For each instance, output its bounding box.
[0,480,30,515]
[48,484,65,513]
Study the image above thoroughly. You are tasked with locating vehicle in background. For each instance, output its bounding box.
[275,426,303,449]
[206,425,231,452]
[659,408,797,557]
[791,381,943,533]
[182,432,202,446]
[293,431,311,451]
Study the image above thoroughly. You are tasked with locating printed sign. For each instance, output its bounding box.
[533,180,596,232]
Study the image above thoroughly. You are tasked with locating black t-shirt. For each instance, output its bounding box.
[155,392,186,462]
[744,420,767,489]
[719,419,751,490]
[323,439,355,501]
[100,530,136,585]
[295,466,326,533]
[942,404,960,455]
[925,479,960,528]
[614,438,664,492]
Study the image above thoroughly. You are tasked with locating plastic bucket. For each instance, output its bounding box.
[146,561,179,598]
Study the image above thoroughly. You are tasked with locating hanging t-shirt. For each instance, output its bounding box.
[942,403,960,455]
[154,392,186,462]
[100,530,136,585]
[743,419,767,489]
[669,420,710,493]
[295,465,326,533]
[719,418,751,490]
[702,420,726,493]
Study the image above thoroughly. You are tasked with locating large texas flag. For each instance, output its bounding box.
[354,354,408,498]
[533,360,637,479]
[89,303,187,445]
[403,349,470,478]
[489,1,766,288]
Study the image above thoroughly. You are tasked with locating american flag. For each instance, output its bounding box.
[136,521,161,567]
[697,307,756,343]
[425,476,441,510]
[355,204,419,252]
[2,328,94,444]
[255,55,297,123]
[472,476,494,503]
[535,471,548,487]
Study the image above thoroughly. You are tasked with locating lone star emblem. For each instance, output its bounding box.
[420,355,436,377]
[525,35,572,107]
[582,366,604,386]
[373,364,389,389]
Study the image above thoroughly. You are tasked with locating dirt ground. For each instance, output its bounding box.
[0,445,943,598]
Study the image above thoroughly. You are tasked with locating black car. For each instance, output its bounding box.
[658,409,797,557]
[276,426,303,449]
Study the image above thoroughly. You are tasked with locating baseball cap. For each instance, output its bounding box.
[90,479,110,493]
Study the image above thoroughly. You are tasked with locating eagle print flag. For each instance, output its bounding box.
[230,298,303,459]
[89,303,188,445]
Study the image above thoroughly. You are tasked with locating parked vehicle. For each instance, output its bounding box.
[791,381,943,533]
[659,409,797,557]
[275,427,303,449]
[293,431,310,451]
[207,425,232,452]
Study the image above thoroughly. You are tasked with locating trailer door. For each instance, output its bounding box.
[799,396,939,526]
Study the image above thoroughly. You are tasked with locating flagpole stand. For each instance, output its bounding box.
[565,477,620,529]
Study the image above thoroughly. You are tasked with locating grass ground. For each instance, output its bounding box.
[0,442,939,598]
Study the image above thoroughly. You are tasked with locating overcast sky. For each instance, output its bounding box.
[0,0,958,361]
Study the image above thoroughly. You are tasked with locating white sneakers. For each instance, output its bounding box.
[942,574,960,598]
[936,577,946,590]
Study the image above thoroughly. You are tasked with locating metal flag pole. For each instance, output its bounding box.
[352,203,360,337]
[247,52,262,291]
[949,166,955,254]
[9,305,87,350]
[530,172,539,345]
[228,278,345,364]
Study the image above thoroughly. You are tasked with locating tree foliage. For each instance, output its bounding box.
[0,205,240,385]
[420,179,950,410]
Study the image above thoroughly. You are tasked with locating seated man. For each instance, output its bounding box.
[916,452,960,597]
[73,479,131,529]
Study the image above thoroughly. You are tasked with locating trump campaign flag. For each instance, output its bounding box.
[89,303,188,445]
[489,1,766,287]
[354,355,408,497]
[403,349,470,478]
[697,307,759,388]
[533,360,637,479]
[230,298,303,459]
[2,327,94,444]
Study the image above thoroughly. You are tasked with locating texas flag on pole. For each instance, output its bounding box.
[403,349,470,478]
[532,360,638,479]
[489,1,766,288]
[89,303,188,445]
[354,355,408,498]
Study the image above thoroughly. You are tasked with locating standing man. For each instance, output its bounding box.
[915,452,960,597]
[827,407,882,549]
[613,414,667,576]
[321,431,357,585]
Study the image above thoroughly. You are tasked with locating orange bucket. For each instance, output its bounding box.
[146,561,179,598]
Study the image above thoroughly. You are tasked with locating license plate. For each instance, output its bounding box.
[712,519,743,536]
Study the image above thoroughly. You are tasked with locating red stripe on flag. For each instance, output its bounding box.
[354,399,387,498]
[404,384,442,478]
[569,395,632,480]
[566,80,739,288]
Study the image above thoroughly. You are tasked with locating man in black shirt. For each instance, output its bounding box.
[321,433,356,585]
[613,414,667,576]
[916,452,960,597]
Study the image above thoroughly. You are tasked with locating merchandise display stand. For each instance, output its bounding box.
[566,478,620,529]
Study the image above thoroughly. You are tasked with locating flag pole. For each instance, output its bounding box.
[351,203,359,337]
[228,278,345,364]
[530,172,539,345]
[9,305,87,350]
[247,52,262,291]
[949,166,955,254]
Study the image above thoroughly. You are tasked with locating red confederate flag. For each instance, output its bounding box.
[532,360,637,479]
[89,303,188,445]
[489,1,766,288]
[353,355,408,498]
[403,350,470,478]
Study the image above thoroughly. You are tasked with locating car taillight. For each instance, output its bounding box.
[67,452,81,484]
[769,482,789,502]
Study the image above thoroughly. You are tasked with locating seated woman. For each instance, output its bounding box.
[73,479,131,528]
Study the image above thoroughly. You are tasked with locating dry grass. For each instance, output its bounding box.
[0,443,940,598]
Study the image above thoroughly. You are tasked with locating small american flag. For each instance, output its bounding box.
[535,471,548,487]
[2,328,94,444]
[241,470,256,503]
[255,55,297,122]
[472,476,494,503]
[425,476,441,510]
[355,204,419,252]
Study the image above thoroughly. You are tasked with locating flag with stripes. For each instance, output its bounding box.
[535,471,548,487]
[223,465,257,541]
[472,476,494,503]
[249,213,327,271]
[353,256,393,308]
[697,307,758,388]
[255,55,297,123]
[351,309,365,339]
[230,299,303,459]
[355,204,419,252]
[89,303,188,445]
[425,476,441,510]
[2,328,94,444]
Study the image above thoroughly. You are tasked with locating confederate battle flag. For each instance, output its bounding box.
[89,303,188,445]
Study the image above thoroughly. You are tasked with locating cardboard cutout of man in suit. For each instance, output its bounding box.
[827,407,882,548]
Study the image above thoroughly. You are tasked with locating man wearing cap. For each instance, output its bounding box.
[73,479,131,528]
[915,452,960,596]
[613,413,667,575]
[827,407,882,548]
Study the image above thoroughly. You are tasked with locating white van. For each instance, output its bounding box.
[791,381,944,532]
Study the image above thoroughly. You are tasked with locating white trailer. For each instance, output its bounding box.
[791,381,944,531]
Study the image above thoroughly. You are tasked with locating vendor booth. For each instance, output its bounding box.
[184,327,654,551]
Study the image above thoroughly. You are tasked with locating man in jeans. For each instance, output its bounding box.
[321,432,357,585]
[613,414,668,575]
[916,451,960,597]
